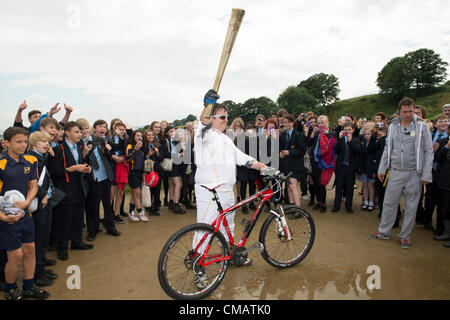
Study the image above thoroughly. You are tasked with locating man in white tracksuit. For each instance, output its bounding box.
[193,90,268,265]
[370,97,433,249]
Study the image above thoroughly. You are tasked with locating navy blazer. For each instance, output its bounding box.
[334,136,361,174]
[279,128,306,177]
[48,141,85,204]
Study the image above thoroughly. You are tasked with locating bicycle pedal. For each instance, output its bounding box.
[241,242,264,255]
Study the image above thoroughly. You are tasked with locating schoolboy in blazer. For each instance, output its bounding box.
[47,122,93,261]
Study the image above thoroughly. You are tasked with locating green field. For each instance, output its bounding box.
[327,86,450,123]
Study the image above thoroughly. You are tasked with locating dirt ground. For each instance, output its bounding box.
[5,185,450,300]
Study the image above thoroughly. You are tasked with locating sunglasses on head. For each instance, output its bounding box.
[212,115,228,120]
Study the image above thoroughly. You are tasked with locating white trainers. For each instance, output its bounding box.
[301,194,310,201]
[194,270,208,290]
[138,211,149,222]
[129,211,140,222]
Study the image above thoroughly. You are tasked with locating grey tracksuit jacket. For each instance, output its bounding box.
[378,116,434,183]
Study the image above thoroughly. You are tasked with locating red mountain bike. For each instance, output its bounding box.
[157,171,315,300]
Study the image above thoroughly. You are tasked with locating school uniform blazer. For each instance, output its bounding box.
[360,136,378,178]
[47,141,85,204]
[374,136,387,173]
[334,136,361,174]
[435,139,450,191]
[279,129,306,177]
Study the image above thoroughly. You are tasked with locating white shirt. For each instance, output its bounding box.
[194,122,255,191]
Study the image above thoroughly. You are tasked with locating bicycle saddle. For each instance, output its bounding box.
[200,182,225,192]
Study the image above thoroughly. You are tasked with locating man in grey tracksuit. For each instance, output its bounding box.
[371,97,433,248]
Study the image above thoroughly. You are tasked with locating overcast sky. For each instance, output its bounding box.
[0,0,449,130]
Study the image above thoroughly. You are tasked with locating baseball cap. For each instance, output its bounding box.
[442,104,450,111]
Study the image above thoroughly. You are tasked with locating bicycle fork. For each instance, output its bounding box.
[271,206,293,241]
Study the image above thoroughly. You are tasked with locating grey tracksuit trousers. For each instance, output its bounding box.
[378,168,422,240]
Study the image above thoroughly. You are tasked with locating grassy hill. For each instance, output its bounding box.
[327,86,450,124]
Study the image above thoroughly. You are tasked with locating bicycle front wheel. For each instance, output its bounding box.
[259,205,315,268]
[157,223,229,300]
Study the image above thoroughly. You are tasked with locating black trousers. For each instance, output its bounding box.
[180,173,188,204]
[151,169,164,209]
[334,166,356,209]
[435,187,449,233]
[437,188,450,220]
[416,185,427,223]
[312,165,326,204]
[300,175,308,196]
[309,184,317,203]
[424,180,439,224]
[33,204,52,277]
[0,249,6,282]
[86,179,115,235]
[375,179,385,214]
[240,179,256,201]
[162,171,169,202]
[53,199,84,250]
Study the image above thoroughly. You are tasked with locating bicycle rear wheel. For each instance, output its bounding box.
[157,223,229,300]
[259,205,315,268]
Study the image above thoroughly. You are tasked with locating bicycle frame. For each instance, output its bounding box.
[194,183,280,268]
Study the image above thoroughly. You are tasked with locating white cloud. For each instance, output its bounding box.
[0,0,449,129]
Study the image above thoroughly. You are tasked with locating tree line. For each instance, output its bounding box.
[168,48,448,125]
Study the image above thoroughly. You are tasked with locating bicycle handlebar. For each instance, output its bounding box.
[262,169,292,184]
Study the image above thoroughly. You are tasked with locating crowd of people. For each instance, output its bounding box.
[0,97,449,300]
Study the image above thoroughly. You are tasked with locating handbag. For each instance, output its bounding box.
[160,139,173,172]
[141,184,151,207]
[31,166,66,211]
[144,159,154,173]
[326,172,336,191]
[160,158,172,172]
[48,187,66,209]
